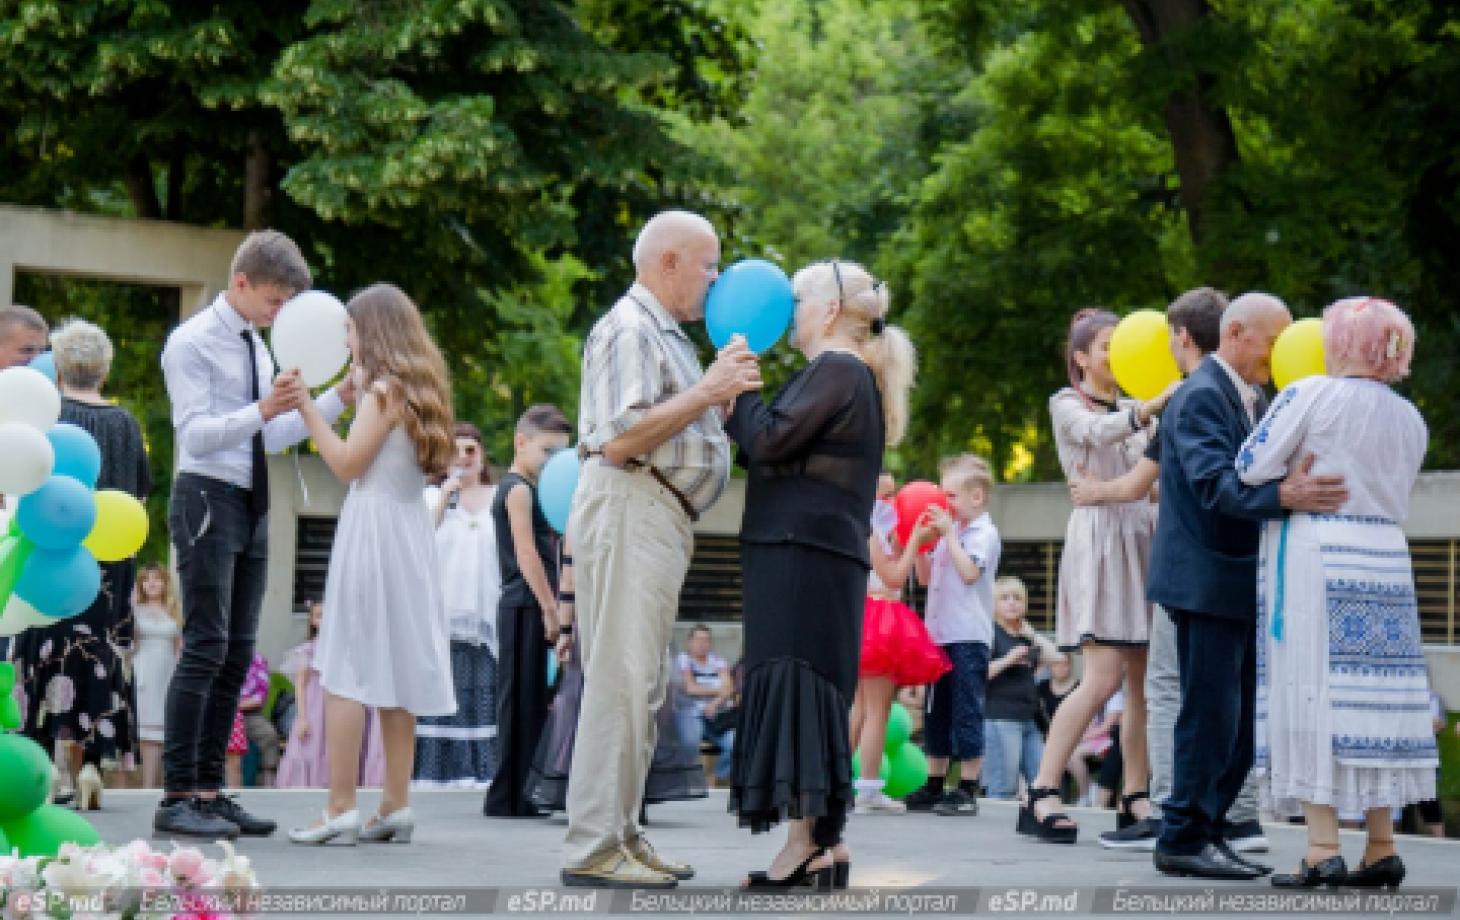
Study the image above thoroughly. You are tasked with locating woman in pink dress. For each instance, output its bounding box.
[276,601,385,788]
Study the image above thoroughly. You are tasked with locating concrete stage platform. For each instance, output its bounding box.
[75,789,1456,917]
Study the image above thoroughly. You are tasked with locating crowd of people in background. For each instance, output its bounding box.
[2,205,1457,893]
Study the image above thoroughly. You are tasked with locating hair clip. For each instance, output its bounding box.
[1386,330,1402,360]
[870,317,886,335]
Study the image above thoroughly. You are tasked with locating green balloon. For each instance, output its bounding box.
[883,742,930,799]
[0,535,33,609]
[0,695,20,730]
[884,702,912,754]
[2,804,100,857]
[0,733,52,822]
[850,752,891,782]
[0,661,15,695]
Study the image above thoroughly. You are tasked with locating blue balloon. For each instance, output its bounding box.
[46,423,101,489]
[28,352,56,384]
[537,449,580,535]
[16,475,96,550]
[705,259,795,354]
[15,545,101,619]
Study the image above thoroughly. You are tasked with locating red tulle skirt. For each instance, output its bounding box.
[859,597,951,686]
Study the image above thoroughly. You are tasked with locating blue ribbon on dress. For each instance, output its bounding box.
[1271,517,1290,641]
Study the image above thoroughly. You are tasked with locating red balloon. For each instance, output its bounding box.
[893,481,949,554]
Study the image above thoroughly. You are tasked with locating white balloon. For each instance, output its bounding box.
[0,422,55,496]
[0,596,56,637]
[270,290,351,387]
[0,366,61,431]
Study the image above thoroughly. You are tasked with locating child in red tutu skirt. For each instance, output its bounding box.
[850,474,951,814]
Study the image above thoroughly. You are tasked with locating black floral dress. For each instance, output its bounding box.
[11,398,151,767]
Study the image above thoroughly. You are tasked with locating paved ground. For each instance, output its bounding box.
[75,789,1457,918]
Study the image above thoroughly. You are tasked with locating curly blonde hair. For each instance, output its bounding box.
[346,284,455,477]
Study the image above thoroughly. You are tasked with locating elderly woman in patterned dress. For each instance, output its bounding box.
[1237,297,1436,889]
[11,318,150,809]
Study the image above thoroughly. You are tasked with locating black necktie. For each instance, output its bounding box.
[241,330,270,516]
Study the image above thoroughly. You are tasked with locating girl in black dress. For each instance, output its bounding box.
[725,260,916,889]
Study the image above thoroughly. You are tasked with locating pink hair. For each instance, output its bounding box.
[1322,296,1415,383]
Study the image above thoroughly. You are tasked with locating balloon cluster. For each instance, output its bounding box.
[0,366,149,637]
[0,681,101,856]
[851,702,929,797]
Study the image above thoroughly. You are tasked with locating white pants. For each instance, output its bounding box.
[563,462,694,867]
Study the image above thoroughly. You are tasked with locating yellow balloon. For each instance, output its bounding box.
[1271,317,1327,390]
[1109,309,1181,401]
[82,490,149,562]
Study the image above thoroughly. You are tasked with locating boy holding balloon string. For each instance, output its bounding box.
[483,403,573,819]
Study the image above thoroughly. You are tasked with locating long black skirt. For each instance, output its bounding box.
[730,541,862,834]
[527,641,707,810]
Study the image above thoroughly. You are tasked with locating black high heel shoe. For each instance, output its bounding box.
[1346,854,1405,889]
[1017,786,1077,844]
[745,848,833,889]
[833,860,850,890]
[1116,791,1149,830]
[1271,854,1347,889]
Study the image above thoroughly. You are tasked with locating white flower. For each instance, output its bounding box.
[215,840,258,891]
[78,712,92,731]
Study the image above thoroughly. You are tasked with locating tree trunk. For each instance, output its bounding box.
[123,154,162,221]
[1121,0,1240,248]
[165,142,186,221]
[243,130,272,230]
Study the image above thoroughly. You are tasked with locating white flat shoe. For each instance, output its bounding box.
[288,809,360,845]
[359,806,415,843]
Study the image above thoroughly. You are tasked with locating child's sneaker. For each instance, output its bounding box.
[902,786,942,812]
[855,791,907,815]
[933,787,979,816]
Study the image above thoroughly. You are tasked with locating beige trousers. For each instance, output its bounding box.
[563,461,694,867]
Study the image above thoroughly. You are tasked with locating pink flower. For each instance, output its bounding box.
[168,847,207,881]
[139,867,166,887]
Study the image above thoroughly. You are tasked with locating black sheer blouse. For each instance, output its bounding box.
[724,351,884,566]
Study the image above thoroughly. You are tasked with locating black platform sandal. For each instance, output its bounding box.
[745,848,833,889]
[1016,786,1078,844]
[1117,791,1150,830]
[833,860,850,890]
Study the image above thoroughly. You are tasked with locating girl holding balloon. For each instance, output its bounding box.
[1018,308,1175,845]
[10,318,151,810]
[849,473,946,814]
[287,283,457,845]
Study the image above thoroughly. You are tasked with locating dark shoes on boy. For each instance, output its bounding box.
[154,795,276,840]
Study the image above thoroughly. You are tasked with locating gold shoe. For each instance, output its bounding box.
[77,764,103,811]
[561,846,677,889]
[626,835,695,880]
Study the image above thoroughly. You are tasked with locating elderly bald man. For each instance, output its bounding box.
[1148,293,1348,881]
[560,210,760,889]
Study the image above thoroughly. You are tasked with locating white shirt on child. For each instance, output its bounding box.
[924,512,1001,646]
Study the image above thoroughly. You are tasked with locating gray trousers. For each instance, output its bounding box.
[1147,604,1259,824]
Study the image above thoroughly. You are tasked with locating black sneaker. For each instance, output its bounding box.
[933,787,979,816]
[903,786,943,812]
[153,797,239,840]
[199,794,277,836]
[1098,816,1162,850]
[1223,819,1270,853]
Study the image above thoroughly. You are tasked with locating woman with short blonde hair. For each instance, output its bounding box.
[1237,296,1433,889]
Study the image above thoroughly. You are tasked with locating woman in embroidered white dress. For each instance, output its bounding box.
[1236,297,1436,888]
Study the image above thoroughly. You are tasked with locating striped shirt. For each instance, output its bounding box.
[579,283,730,515]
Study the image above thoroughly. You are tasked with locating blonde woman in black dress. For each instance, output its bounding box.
[726,260,915,889]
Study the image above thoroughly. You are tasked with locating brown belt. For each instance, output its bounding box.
[578,448,700,523]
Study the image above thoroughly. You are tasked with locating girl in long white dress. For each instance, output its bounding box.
[131,562,182,789]
[1237,297,1436,887]
[288,283,457,846]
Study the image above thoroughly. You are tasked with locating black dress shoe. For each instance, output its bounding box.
[199,794,277,836]
[1271,854,1346,889]
[153,797,239,840]
[1153,843,1264,880]
[1345,854,1404,889]
[1216,839,1272,876]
